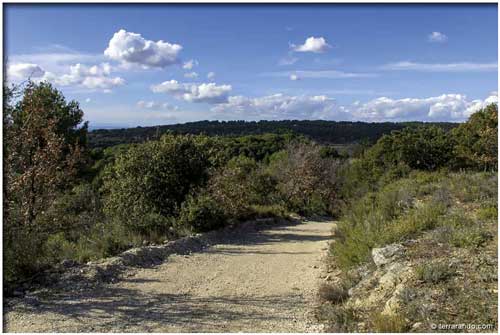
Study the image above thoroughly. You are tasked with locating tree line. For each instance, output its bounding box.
[88,118,458,149]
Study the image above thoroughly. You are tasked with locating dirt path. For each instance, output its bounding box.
[3,219,334,332]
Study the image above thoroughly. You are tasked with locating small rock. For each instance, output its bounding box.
[412,322,423,330]
[372,243,405,267]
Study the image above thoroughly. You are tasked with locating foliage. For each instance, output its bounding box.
[3,81,87,283]
[175,192,227,233]
[88,119,457,149]
[269,143,341,215]
[415,261,456,284]
[452,103,497,171]
[102,134,212,236]
[370,313,409,332]
[367,125,454,171]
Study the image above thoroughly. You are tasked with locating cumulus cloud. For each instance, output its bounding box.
[9,51,104,74]
[349,92,498,121]
[104,29,182,68]
[184,71,199,79]
[210,91,497,122]
[182,59,198,70]
[428,31,448,43]
[7,63,46,80]
[6,61,124,92]
[381,61,497,72]
[211,94,349,120]
[151,80,232,104]
[291,36,331,53]
[290,74,299,81]
[207,72,216,80]
[52,63,125,91]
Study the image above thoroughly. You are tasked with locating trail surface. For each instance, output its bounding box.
[4,219,333,332]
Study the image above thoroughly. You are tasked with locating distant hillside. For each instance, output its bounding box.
[88,120,459,148]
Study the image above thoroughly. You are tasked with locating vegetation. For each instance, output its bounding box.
[88,119,458,149]
[320,103,497,332]
[3,81,345,288]
[3,81,497,332]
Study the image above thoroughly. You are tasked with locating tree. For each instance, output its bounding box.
[452,104,497,171]
[268,143,341,215]
[3,81,87,281]
[367,125,454,171]
[4,81,86,230]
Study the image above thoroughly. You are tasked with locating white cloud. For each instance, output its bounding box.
[291,36,331,53]
[211,94,349,120]
[184,71,199,79]
[207,72,216,80]
[151,80,232,104]
[264,70,377,79]
[349,92,498,121]
[428,31,448,43]
[8,51,104,74]
[85,98,92,103]
[290,74,299,81]
[7,63,46,80]
[182,59,198,70]
[382,61,497,72]
[52,63,125,91]
[104,29,182,68]
[6,61,124,92]
[210,91,497,122]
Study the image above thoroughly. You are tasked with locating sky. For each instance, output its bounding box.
[4,4,498,128]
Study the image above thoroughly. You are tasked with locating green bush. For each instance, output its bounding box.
[176,192,227,233]
[331,176,447,270]
[452,103,497,171]
[44,233,78,264]
[102,134,211,236]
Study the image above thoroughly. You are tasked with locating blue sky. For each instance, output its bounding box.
[5,4,498,127]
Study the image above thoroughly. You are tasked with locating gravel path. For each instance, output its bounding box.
[3,219,334,332]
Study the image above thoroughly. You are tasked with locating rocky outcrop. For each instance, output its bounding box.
[342,243,414,318]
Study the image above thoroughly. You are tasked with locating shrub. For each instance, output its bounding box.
[369,125,455,171]
[44,233,78,264]
[415,262,456,284]
[331,176,447,270]
[102,134,211,236]
[452,103,497,171]
[249,204,289,219]
[477,205,498,221]
[449,226,492,249]
[371,313,408,332]
[208,156,260,220]
[176,192,227,233]
[318,305,359,332]
[268,143,341,215]
[318,283,349,304]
